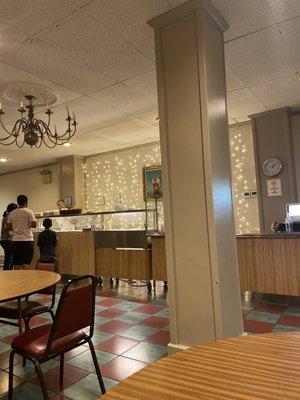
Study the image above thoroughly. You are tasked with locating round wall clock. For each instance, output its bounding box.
[262,158,283,177]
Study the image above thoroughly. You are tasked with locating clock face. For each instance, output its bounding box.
[262,158,283,177]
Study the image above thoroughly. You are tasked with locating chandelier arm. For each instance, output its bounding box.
[42,135,59,148]
[0,115,17,137]
[0,137,17,146]
[55,123,76,141]
[15,121,27,148]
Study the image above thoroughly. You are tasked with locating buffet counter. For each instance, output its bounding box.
[33,210,167,286]
[237,233,300,296]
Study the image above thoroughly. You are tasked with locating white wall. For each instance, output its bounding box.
[0,164,59,215]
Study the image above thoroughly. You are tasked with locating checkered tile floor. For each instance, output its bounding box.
[0,281,299,399]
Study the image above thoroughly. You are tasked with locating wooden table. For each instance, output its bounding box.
[102,332,300,399]
[0,270,61,302]
[0,270,61,332]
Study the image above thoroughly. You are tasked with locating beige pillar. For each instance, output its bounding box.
[149,0,243,350]
[58,155,85,209]
[251,108,297,233]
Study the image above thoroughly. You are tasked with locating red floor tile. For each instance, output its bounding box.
[243,319,274,334]
[139,316,169,329]
[134,304,163,315]
[254,304,287,314]
[1,332,19,344]
[145,330,170,346]
[278,315,300,327]
[29,315,50,328]
[0,350,22,370]
[101,356,148,381]
[96,308,126,319]
[32,364,89,392]
[95,335,139,355]
[97,298,122,307]
[98,320,134,335]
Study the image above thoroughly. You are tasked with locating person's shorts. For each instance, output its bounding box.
[12,241,34,266]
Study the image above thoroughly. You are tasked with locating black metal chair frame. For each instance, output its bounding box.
[0,261,57,334]
[8,275,106,400]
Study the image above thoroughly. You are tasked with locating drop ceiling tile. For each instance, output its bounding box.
[251,73,300,109]
[139,113,159,126]
[88,83,157,117]
[44,96,132,134]
[0,61,81,110]
[124,70,157,98]
[91,118,159,143]
[1,39,115,95]
[279,17,300,70]
[226,66,246,92]
[225,26,295,86]
[0,0,77,37]
[211,0,274,42]
[227,88,267,118]
[0,23,28,56]
[39,11,155,81]
[83,0,173,59]
[66,0,93,9]
[265,0,300,23]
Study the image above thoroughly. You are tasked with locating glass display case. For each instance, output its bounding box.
[35,209,158,232]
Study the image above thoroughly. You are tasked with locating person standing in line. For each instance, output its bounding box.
[0,203,18,270]
[6,195,37,270]
[37,218,57,263]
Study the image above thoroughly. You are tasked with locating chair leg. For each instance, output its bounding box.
[22,319,30,366]
[8,350,15,400]
[31,357,49,400]
[59,353,64,384]
[88,339,106,394]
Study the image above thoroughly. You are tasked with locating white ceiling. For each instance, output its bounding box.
[0,0,300,173]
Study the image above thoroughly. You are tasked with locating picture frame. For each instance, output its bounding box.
[143,165,163,202]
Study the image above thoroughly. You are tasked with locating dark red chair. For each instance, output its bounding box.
[8,275,106,400]
[0,262,57,333]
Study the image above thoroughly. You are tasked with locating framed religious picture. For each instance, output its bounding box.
[143,165,163,201]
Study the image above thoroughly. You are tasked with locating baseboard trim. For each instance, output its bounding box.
[167,342,190,355]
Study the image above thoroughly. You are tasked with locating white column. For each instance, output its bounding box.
[149,0,243,350]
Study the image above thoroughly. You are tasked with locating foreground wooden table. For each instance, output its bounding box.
[0,270,61,302]
[102,332,300,399]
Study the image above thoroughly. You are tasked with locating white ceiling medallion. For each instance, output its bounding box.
[0,83,58,107]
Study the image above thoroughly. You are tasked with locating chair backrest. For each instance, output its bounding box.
[35,262,57,295]
[46,275,96,353]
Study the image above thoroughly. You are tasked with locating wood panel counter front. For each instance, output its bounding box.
[33,231,95,276]
[237,234,300,296]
